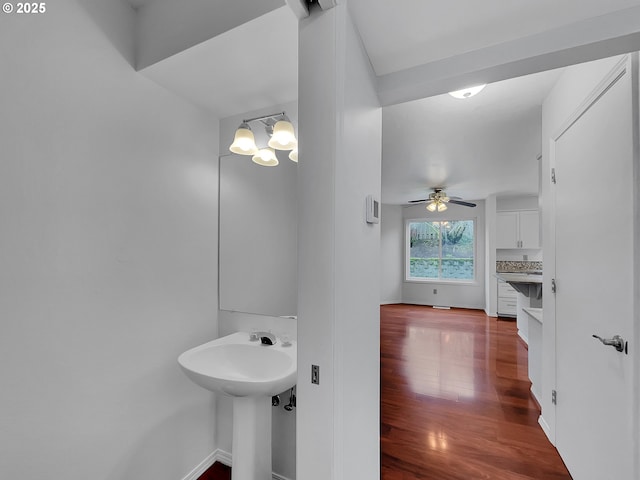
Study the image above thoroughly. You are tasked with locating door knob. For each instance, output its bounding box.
[592,334,626,353]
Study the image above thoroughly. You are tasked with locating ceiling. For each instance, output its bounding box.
[347,0,640,76]
[382,69,563,204]
[135,0,640,203]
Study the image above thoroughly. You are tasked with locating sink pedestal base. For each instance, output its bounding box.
[232,396,272,480]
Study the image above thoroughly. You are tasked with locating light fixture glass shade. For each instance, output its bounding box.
[252,148,279,167]
[426,202,437,212]
[289,147,298,162]
[448,84,486,99]
[268,120,297,150]
[437,202,448,212]
[229,123,258,155]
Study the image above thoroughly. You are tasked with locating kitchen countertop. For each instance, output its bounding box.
[495,272,543,299]
[495,272,543,284]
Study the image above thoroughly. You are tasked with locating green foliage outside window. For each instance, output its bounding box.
[408,220,474,281]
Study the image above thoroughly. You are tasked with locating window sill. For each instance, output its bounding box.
[404,279,479,286]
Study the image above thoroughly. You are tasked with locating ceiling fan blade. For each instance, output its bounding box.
[448,199,477,208]
[408,199,429,204]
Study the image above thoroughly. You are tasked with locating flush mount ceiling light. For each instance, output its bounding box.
[229,111,298,166]
[448,84,486,99]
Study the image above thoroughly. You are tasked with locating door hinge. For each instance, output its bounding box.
[552,389,557,405]
[551,168,556,184]
[551,278,557,293]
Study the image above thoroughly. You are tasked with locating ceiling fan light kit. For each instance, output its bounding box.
[409,188,477,212]
[426,201,447,212]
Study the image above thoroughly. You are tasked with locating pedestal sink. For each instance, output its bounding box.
[178,332,296,480]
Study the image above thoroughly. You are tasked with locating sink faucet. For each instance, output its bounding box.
[257,332,276,346]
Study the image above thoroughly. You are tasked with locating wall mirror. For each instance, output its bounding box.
[219,153,298,317]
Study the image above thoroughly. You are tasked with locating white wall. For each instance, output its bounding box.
[298,4,381,479]
[402,201,486,309]
[0,2,220,479]
[136,0,283,69]
[381,204,404,304]
[540,54,624,442]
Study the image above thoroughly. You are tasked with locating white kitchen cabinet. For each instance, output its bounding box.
[496,210,540,249]
[497,280,517,316]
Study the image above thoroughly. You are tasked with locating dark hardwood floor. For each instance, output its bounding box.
[381,304,572,480]
[201,304,572,479]
[198,461,230,480]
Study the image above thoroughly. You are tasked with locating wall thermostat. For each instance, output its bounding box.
[366,194,380,224]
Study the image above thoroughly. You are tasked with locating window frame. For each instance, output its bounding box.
[404,217,478,285]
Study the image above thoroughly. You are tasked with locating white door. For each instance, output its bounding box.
[554,56,637,479]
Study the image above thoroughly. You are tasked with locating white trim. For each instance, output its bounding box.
[517,330,529,346]
[404,217,478,284]
[214,449,233,467]
[180,451,217,480]
[552,55,629,141]
[632,50,640,480]
[188,449,293,480]
[285,0,309,19]
[538,415,553,444]
[272,472,293,480]
[317,0,337,10]
[484,308,498,318]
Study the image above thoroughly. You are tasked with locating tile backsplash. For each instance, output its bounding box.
[496,260,543,272]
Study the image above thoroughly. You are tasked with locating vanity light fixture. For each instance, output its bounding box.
[448,84,486,99]
[252,147,279,167]
[268,118,297,150]
[288,147,298,163]
[229,111,298,166]
[229,122,259,155]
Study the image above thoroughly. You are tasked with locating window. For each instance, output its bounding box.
[406,219,475,282]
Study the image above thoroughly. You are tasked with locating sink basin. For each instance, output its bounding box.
[178,331,297,480]
[178,332,296,397]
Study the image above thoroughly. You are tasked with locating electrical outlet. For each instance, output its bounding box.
[311,365,320,385]
[433,288,437,294]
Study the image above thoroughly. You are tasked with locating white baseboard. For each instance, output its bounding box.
[530,387,541,407]
[517,329,529,345]
[484,308,498,317]
[272,472,292,480]
[180,450,217,480]
[184,449,293,480]
[214,449,233,467]
[538,415,553,444]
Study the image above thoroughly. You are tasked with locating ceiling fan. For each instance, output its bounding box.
[408,188,477,212]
